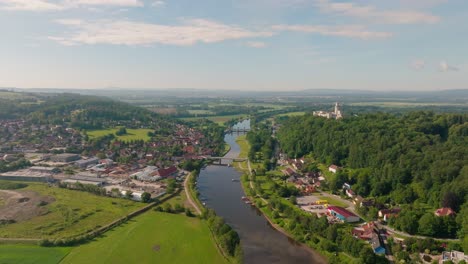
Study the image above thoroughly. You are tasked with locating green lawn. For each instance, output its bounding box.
[0,182,145,239]
[62,211,228,264]
[0,244,71,264]
[316,195,349,208]
[87,128,153,142]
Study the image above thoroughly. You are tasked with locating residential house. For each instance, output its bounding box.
[329,165,339,173]
[435,207,456,217]
[440,250,468,263]
[378,208,401,221]
[352,222,375,240]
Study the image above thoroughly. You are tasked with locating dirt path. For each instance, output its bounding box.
[184,174,202,215]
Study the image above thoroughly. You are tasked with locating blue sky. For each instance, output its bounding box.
[0,0,466,91]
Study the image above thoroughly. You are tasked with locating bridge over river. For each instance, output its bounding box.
[205,156,248,166]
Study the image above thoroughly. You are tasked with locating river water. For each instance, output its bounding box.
[197,120,326,264]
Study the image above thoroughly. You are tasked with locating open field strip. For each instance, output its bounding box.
[0,244,71,264]
[0,181,145,239]
[61,211,228,264]
[179,114,248,125]
[87,128,153,142]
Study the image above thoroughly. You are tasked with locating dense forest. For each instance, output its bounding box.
[277,112,467,243]
[26,94,171,129]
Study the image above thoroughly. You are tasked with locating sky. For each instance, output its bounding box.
[0,0,467,91]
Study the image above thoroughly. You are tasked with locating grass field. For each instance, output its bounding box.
[0,245,71,264]
[187,109,215,115]
[0,182,145,239]
[62,211,228,264]
[87,128,153,142]
[179,114,248,125]
[275,111,306,117]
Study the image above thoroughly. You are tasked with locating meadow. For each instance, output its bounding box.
[0,245,71,264]
[61,211,228,264]
[275,111,306,117]
[179,114,248,125]
[0,182,145,239]
[86,128,153,142]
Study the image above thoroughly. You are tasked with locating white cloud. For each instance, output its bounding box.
[272,24,392,39]
[439,61,459,72]
[0,0,143,11]
[64,0,143,7]
[0,0,63,11]
[246,41,267,48]
[151,0,164,7]
[50,19,274,46]
[411,59,425,70]
[314,0,440,24]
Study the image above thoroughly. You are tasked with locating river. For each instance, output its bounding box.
[197,120,326,264]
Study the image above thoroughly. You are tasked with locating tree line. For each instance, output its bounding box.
[277,112,467,243]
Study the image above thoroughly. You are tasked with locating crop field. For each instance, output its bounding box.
[62,211,228,264]
[0,245,71,264]
[0,181,145,239]
[87,128,153,142]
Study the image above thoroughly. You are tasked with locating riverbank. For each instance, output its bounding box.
[186,169,242,264]
[233,136,330,263]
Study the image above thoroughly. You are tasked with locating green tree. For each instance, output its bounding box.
[141,192,151,203]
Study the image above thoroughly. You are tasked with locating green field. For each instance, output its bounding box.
[87,128,153,142]
[0,245,71,264]
[275,111,306,117]
[187,109,215,115]
[62,211,228,264]
[0,182,145,239]
[179,114,248,125]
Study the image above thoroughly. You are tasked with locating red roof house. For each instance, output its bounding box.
[435,207,456,217]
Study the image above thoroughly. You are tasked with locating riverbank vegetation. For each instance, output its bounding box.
[236,142,380,263]
[183,161,243,264]
[278,112,467,242]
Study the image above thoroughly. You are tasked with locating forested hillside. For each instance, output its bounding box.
[277,112,467,242]
[25,94,170,129]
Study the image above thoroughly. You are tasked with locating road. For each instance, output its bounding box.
[183,173,202,215]
[317,190,460,242]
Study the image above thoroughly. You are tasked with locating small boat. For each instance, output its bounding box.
[202,202,206,206]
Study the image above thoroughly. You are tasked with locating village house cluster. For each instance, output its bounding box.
[0,120,220,201]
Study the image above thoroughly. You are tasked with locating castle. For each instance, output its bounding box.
[313,102,343,119]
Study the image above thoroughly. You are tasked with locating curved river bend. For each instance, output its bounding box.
[197,120,326,264]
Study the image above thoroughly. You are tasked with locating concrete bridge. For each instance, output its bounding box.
[206,157,248,165]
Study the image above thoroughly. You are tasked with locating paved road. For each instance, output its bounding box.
[184,173,202,215]
[318,190,460,242]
